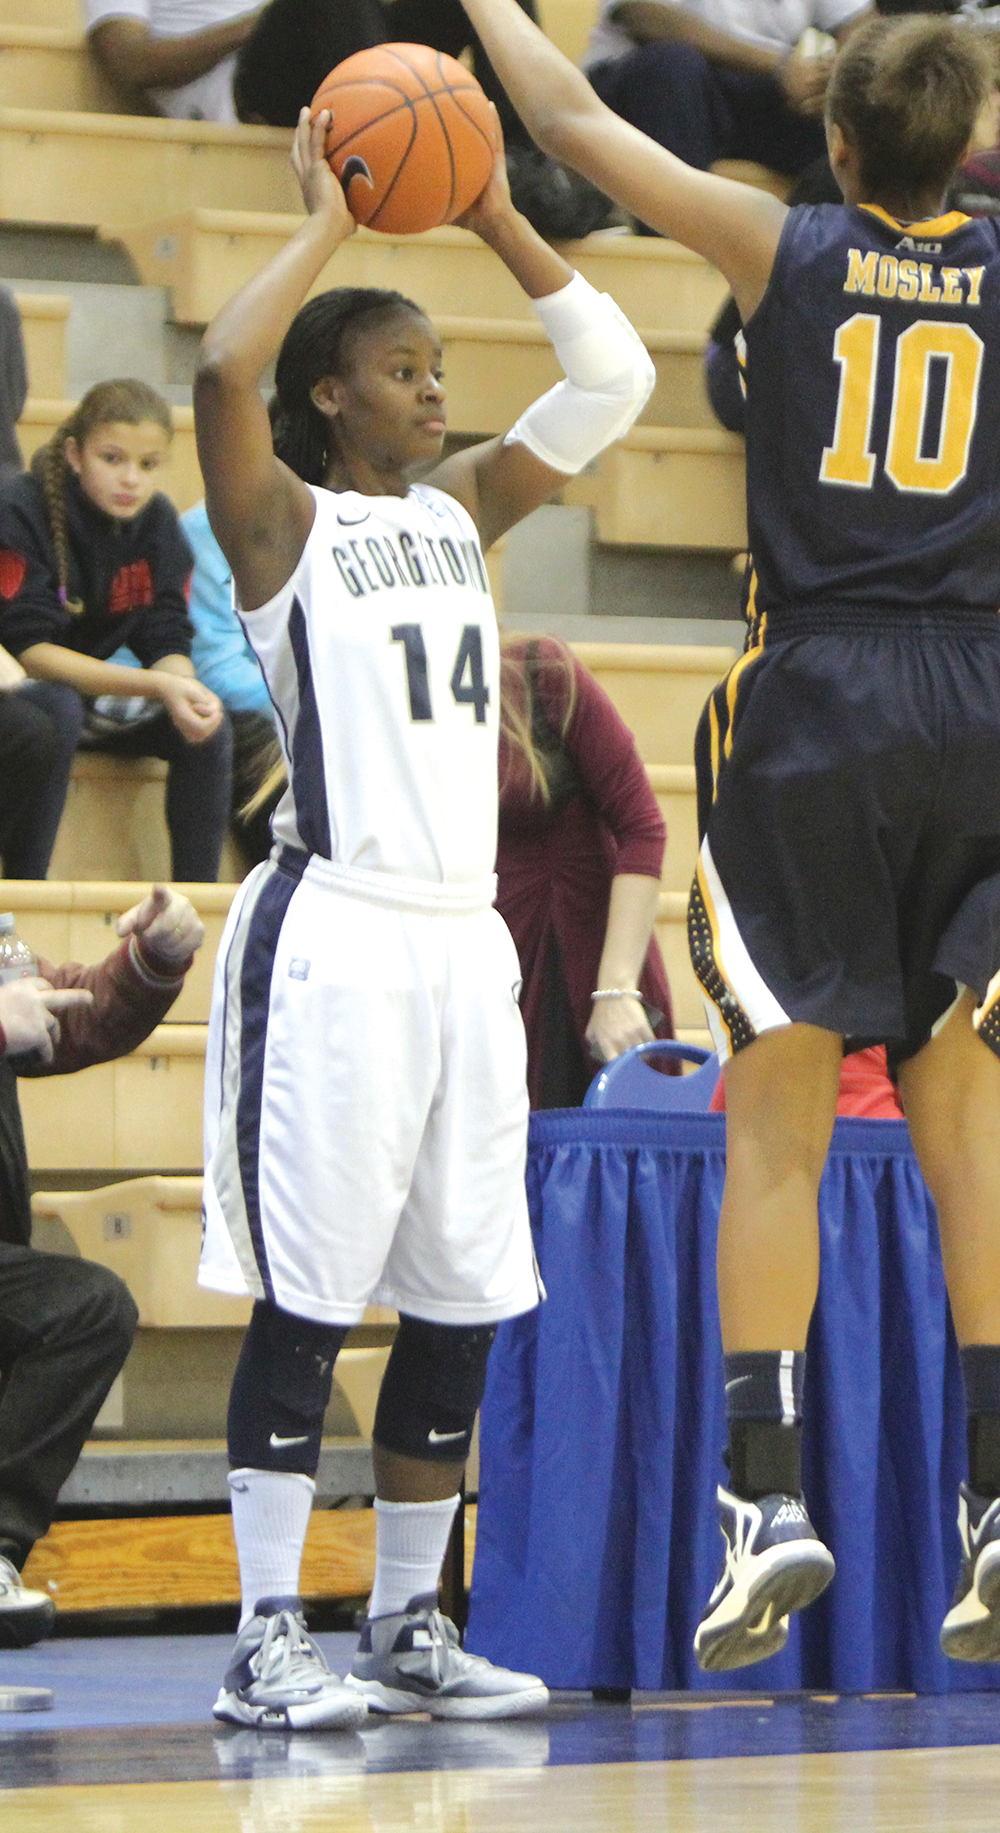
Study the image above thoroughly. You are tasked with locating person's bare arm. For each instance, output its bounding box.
[585,872,663,1062]
[613,1,785,76]
[429,143,586,548]
[460,0,785,317]
[20,643,223,743]
[88,10,262,94]
[194,110,353,611]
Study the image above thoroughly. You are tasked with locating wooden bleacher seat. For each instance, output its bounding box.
[3,0,81,26]
[434,316,712,434]
[14,290,69,399]
[648,764,699,895]
[565,425,747,547]
[0,879,236,1023]
[18,399,201,512]
[19,1020,205,1170]
[106,212,730,333]
[569,642,736,765]
[0,25,140,114]
[0,108,300,227]
[711,158,794,201]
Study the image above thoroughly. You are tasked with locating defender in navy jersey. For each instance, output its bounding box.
[458,0,1000,1677]
[192,108,654,1729]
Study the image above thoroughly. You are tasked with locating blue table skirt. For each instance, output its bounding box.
[467,1109,1000,1694]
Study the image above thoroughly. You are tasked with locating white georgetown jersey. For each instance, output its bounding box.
[241,482,500,889]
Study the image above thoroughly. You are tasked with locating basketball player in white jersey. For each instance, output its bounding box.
[193,106,654,1729]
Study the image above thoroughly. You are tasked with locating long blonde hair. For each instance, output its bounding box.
[38,379,173,616]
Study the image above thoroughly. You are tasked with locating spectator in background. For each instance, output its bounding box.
[0,885,203,1646]
[581,0,870,212]
[496,637,674,1108]
[0,380,232,883]
[182,499,281,867]
[86,0,615,239]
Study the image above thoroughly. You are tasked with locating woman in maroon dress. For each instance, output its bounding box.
[496,635,674,1107]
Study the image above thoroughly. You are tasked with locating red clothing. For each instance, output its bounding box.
[709,1044,904,1118]
[0,934,190,1246]
[495,638,673,1108]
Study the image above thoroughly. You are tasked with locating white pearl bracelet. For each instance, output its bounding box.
[590,987,644,1001]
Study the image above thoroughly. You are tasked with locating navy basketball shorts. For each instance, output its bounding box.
[690,608,1000,1069]
[200,847,540,1326]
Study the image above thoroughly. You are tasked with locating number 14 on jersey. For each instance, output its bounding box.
[392,623,490,724]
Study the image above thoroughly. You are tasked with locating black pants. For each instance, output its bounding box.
[234,0,538,145]
[0,1244,137,1564]
[31,686,233,883]
[589,42,827,178]
[0,682,82,879]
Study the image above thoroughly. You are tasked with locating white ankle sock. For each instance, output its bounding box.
[229,1468,315,1630]
[367,1494,460,1620]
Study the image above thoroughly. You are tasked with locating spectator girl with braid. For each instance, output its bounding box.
[0,380,232,882]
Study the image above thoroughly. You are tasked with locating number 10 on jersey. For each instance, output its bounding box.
[820,312,983,495]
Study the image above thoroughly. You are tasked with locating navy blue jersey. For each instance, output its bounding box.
[743,202,1000,619]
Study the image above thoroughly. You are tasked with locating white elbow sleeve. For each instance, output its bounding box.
[504,270,655,475]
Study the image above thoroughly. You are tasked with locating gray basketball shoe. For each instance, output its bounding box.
[941,1485,1000,1662]
[345,1593,549,1719]
[213,1596,369,1731]
[694,1487,836,1672]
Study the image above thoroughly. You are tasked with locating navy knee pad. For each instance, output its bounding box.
[227,1300,349,1475]
[372,1315,497,1464]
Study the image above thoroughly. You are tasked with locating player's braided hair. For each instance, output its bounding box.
[271,287,425,484]
[38,379,173,617]
[827,14,994,204]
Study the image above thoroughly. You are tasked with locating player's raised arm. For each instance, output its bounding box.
[430,137,656,551]
[458,0,787,320]
[194,110,355,611]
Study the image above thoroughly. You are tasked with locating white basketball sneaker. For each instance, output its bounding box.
[940,1484,1000,1662]
[694,1486,836,1672]
[213,1597,369,1731]
[346,1593,549,1719]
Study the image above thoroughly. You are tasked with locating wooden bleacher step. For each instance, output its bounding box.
[0,108,300,227]
[23,1504,476,1611]
[2,0,81,27]
[537,0,599,62]
[106,212,729,333]
[565,426,747,548]
[0,25,138,114]
[569,642,736,765]
[20,1021,205,1170]
[14,290,69,399]
[0,882,235,1023]
[434,317,712,434]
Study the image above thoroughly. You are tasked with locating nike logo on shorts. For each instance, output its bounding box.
[269,1432,310,1448]
[427,1428,466,1444]
[725,1375,753,1393]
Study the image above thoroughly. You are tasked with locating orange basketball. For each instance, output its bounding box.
[311,43,497,236]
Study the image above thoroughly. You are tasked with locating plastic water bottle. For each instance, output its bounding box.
[0,914,37,985]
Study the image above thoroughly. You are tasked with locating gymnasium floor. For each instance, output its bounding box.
[4,1633,1000,1830]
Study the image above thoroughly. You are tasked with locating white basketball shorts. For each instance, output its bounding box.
[199,848,539,1326]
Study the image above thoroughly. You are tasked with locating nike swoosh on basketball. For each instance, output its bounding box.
[269,1432,310,1448]
[427,1428,466,1444]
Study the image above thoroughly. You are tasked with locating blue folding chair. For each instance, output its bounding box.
[584,1039,721,1112]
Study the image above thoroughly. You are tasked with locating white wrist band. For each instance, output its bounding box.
[504,271,655,475]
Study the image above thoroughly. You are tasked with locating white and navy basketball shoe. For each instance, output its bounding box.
[694,1487,836,1672]
[0,1555,55,1648]
[345,1593,549,1719]
[213,1596,369,1731]
[940,1484,1000,1662]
